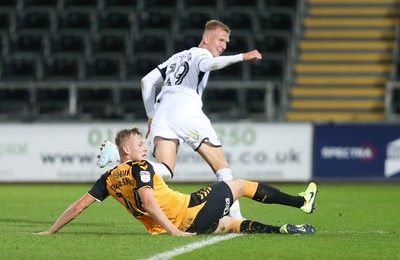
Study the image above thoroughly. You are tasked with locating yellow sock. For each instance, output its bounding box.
[244,180,258,198]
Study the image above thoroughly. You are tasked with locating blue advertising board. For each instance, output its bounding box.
[313,124,400,180]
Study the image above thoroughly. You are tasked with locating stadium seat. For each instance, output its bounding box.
[0,12,11,32]
[224,0,258,9]
[92,33,127,54]
[126,56,162,79]
[0,0,16,8]
[77,88,114,119]
[245,89,266,114]
[119,88,147,119]
[1,55,41,80]
[63,0,98,9]
[43,55,81,80]
[221,11,255,32]
[9,33,47,55]
[144,0,177,11]
[138,11,173,31]
[264,0,297,9]
[173,33,201,53]
[209,62,244,81]
[36,88,69,115]
[97,11,133,32]
[184,0,217,8]
[23,0,58,8]
[202,88,240,116]
[225,35,250,53]
[249,58,284,80]
[85,55,122,80]
[57,11,92,32]
[0,88,30,116]
[0,35,5,56]
[104,0,138,8]
[16,11,52,32]
[133,33,168,56]
[50,32,87,55]
[255,33,289,54]
[259,11,293,32]
[179,11,215,32]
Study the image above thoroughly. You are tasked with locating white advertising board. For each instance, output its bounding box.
[0,123,312,182]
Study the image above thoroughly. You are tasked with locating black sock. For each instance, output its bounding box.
[253,183,304,208]
[240,220,281,234]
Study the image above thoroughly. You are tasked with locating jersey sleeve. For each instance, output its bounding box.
[198,52,243,72]
[131,160,156,190]
[88,172,110,202]
[141,68,164,118]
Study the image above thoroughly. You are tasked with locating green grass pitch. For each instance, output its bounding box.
[1,183,399,259]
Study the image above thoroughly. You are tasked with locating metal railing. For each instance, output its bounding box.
[0,80,281,122]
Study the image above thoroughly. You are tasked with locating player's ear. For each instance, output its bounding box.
[122,145,130,155]
[203,34,209,45]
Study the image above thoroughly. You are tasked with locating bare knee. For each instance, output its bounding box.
[213,216,235,234]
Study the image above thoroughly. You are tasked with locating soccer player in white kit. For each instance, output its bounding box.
[97,20,262,220]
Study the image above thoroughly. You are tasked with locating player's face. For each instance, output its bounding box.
[205,28,230,57]
[128,134,147,161]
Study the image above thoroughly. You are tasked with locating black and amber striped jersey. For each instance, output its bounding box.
[88,160,190,235]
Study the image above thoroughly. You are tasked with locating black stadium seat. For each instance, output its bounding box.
[36,88,69,115]
[2,55,40,80]
[9,34,46,54]
[138,11,173,31]
[255,34,289,54]
[85,56,122,79]
[97,11,133,32]
[58,11,92,32]
[133,34,167,55]
[16,11,51,31]
[249,58,283,80]
[43,55,81,80]
[92,33,127,54]
[259,11,293,32]
[50,33,87,54]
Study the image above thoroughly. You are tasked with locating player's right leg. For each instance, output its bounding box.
[227,179,318,214]
[153,136,179,172]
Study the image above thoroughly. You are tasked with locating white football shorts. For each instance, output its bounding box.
[150,90,221,152]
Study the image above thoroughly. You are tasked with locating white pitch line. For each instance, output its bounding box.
[145,233,242,260]
[319,230,391,234]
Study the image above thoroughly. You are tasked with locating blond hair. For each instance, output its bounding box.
[115,128,142,147]
[203,19,231,34]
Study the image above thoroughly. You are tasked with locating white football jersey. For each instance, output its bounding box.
[157,47,211,98]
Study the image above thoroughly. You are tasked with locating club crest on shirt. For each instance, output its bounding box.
[140,171,151,183]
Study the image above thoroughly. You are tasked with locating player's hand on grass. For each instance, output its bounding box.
[171,229,196,236]
[34,230,53,235]
[243,50,262,61]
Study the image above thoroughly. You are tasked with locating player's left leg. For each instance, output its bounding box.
[197,143,245,220]
[214,216,316,235]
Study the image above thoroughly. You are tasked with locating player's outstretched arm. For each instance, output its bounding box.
[35,194,96,235]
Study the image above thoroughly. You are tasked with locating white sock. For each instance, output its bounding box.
[150,162,172,182]
[216,168,234,181]
[215,168,245,220]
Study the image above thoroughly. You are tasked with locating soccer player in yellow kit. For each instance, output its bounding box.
[37,128,317,236]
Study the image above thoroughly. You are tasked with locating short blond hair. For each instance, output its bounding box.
[115,128,142,148]
[204,19,231,34]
